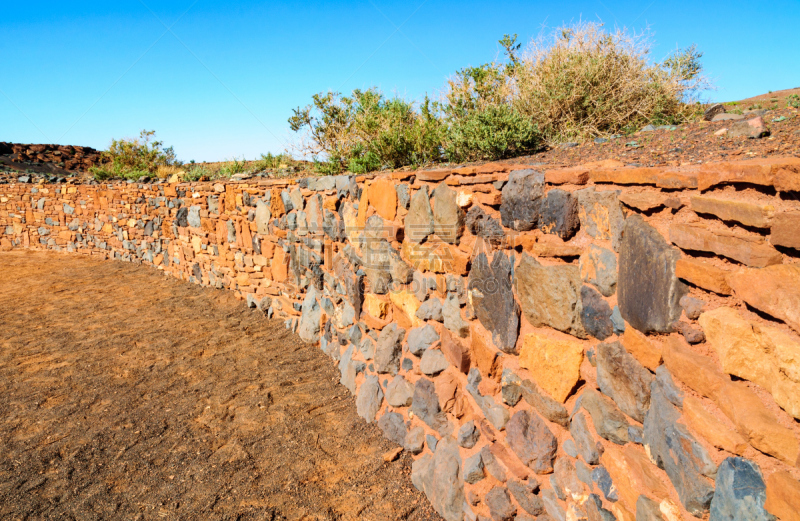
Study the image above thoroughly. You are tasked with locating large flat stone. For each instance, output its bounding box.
[690,196,774,228]
[765,471,800,521]
[506,410,558,474]
[581,389,630,445]
[579,244,617,297]
[576,187,625,250]
[618,215,687,333]
[675,257,732,295]
[468,251,520,353]
[727,264,800,334]
[538,188,580,240]
[515,254,586,338]
[670,223,782,268]
[771,211,800,250]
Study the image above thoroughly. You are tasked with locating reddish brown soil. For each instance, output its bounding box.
[0,250,441,521]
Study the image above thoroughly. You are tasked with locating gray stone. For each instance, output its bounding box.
[596,341,653,422]
[420,349,450,376]
[468,252,520,353]
[297,288,321,342]
[506,410,558,474]
[500,169,545,231]
[356,375,384,423]
[643,377,716,516]
[432,183,465,244]
[655,365,684,407]
[539,188,580,240]
[396,183,410,209]
[175,207,189,227]
[576,459,593,488]
[464,453,485,484]
[636,495,665,520]
[410,437,464,521]
[457,421,480,448]
[227,220,236,243]
[416,297,443,322]
[704,103,726,121]
[401,357,413,371]
[579,244,617,297]
[254,200,271,234]
[389,250,414,284]
[501,370,523,406]
[374,323,405,375]
[442,293,469,337]
[188,205,201,228]
[729,117,769,139]
[673,320,706,344]
[378,412,407,446]
[427,435,438,453]
[480,446,508,482]
[680,295,706,320]
[339,344,365,393]
[412,270,437,302]
[406,185,435,243]
[570,412,601,465]
[618,215,687,333]
[581,285,614,340]
[520,379,570,428]
[542,488,566,521]
[386,375,414,407]
[610,306,625,334]
[465,205,505,246]
[507,480,544,516]
[467,370,510,430]
[359,337,376,360]
[581,389,630,445]
[63,203,74,215]
[411,378,450,433]
[592,466,618,502]
[709,457,774,521]
[485,487,516,521]
[586,494,616,521]
[404,426,425,454]
[289,188,304,211]
[628,425,644,444]
[576,187,624,250]
[563,439,578,458]
[407,324,439,356]
[515,254,586,339]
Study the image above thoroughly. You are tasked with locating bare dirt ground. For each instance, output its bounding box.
[0,250,441,521]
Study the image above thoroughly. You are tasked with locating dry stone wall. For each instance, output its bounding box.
[3,157,800,521]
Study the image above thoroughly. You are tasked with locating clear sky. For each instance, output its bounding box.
[2,0,799,162]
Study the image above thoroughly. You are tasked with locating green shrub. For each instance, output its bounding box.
[91,130,178,180]
[444,104,540,162]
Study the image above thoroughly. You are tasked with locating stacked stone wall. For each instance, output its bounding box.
[2,157,800,520]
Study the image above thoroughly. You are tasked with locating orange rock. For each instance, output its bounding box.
[415,169,452,182]
[389,289,422,328]
[697,157,800,191]
[489,442,532,481]
[682,395,748,455]
[270,189,286,217]
[356,185,369,228]
[271,247,289,282]
[716,381,800,466]
[601,443,670,512]
[474,191,502,206]
[728,264,800,335]
[690,196,774,228]
[675,257,733,295]
[670,223,782,268]
[765,471,800,521]
[518,332,584,403]
[621,327,662,371]
[440,328,471,374]
[662,335,728,400]
[544,167,590,185]
[470,322,501,382]
[435,369,460,412]
[771,211,800,250]
[368,177,397,221]
[363,293,390,319]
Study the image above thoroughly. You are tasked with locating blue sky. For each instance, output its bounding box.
[2,0,799,162]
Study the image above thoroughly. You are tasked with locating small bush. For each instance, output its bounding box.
[91,130,178,180]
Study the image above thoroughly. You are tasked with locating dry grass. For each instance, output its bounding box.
[156,165,182,179]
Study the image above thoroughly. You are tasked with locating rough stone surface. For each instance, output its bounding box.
[580,244,617,297]
[411,436,464,521]
[581,389,630,445]
[519,332,584,403]
[618,215,687,333]
[432,183,465,244]
[507,480,544,516]
[580,285,614,340]
[468,252,520,354]
[636,496,665,521]
[378,411,407,445]
[466,205,505,246]
[542,488,566,521]
[411,378,450,434]
[683,395,747,455]
[339,344,365,393]
[727,264,800,335]
[485,486,516,521]
[576,187,624,250]
[386,374,414,407]
[699,305,800,419]
[407,324,439,356]
[670,223,783,268]
[416,297,443,322]
[464,453,485,484]
[621,326,662,371]
[457,421,480,449]
[570,412,601,465]
[420,348,451,376]
[709,457,773,521]
[356,375,384,423]
[506,410,558,474]
[643,377,716,516]
[520,379,570,427]
[297,288,321,342]
[539,188,580,240]
[515,254,586,338]
[691,196,774,228]
[442,293,469,338]
[374,323,405,375]
[771,211,800,250]
[675,257,732,295]
[596,341,653,423]
[406,185,435,243]
[765,471,800,521]
[500,169,545,231]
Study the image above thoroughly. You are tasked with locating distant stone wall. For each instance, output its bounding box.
[2,157,800,521]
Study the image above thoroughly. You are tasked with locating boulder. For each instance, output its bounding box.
[538,188,580,240]
[405,186,435,243]
[727,264,800,335]
[432,183,465,244]
[378,412,407,446]
[576,187,625,250]
[468,252,520,353]
[580,244,617,297]
[500,169,545,231]
[580,285,614,340]
[506,410,558,474]
[411,437,465,521]
[356,375,384,423]
[519,332,584,403]
[596,341,653,423]
[709,457,773,521]
[374,323,405,375]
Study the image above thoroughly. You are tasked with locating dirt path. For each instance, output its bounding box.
[0,250,440,521]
